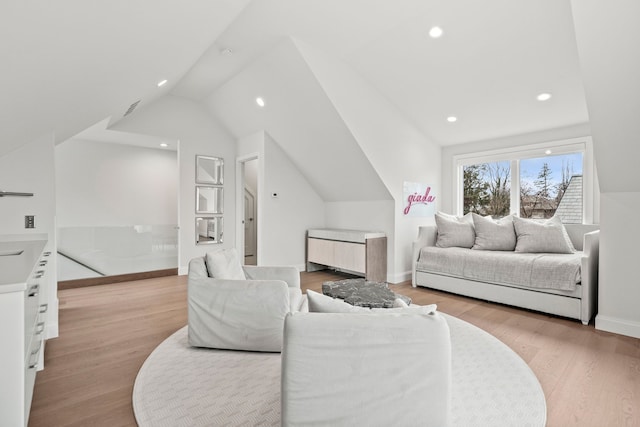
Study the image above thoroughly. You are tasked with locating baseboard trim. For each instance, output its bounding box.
[388,270,412,285]
[58,268,178,290]
[595,314,640,339]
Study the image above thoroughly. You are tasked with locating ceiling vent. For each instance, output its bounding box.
[124,100,141,117]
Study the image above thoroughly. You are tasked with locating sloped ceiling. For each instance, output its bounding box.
[0,0,250,158]
[571,0,640,193]
[174,0,589,146]
[2,0,597,197]
[203,38,391,202]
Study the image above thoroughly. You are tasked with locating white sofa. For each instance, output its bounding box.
[412,222,600,325]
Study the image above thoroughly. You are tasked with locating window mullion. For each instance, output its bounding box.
[511,159,520,217]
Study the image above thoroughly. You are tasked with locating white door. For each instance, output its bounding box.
[244,188,257,265]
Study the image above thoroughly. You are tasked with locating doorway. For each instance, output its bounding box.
[240,157,259,265]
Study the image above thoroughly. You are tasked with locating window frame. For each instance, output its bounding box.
[453,137,595,224]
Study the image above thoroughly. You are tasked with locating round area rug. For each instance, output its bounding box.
[133,314,546,426]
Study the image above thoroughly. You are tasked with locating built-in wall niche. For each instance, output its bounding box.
[196,217,223,244]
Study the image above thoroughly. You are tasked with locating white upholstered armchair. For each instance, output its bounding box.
[187,249,306,352]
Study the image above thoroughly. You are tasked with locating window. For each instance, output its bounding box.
[519,153,583,223]
[455,138,593,224]
[463,161,511,217]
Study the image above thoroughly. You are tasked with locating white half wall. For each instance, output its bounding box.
[111,95,237,274]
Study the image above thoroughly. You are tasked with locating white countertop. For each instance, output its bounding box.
[0,239,47,293]
[307,228,386,243]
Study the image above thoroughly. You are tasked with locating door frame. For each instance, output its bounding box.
[235,153,261,263]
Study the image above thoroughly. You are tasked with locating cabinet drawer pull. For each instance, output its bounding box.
[28,284,39,297]
[34,270,45,278]
[36,322,46,334]
[39,260,48,266]
[28,342,42,369]
[43,251,51,256]
[39,303,48,314]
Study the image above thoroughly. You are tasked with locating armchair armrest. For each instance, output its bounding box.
[242,265,300,289]
[412,225,437,286]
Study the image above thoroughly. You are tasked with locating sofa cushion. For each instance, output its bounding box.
[417,246,582,291]
[205,248,246,279]
[472,214,516,251]
[514,216,575,254]
[435,212,475,249]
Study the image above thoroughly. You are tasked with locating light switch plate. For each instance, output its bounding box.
[25,215,35,228]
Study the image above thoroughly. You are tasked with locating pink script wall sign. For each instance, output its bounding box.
[403,182,436,217]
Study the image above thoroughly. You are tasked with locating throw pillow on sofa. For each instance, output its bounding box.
[472,213,516,251]
[513,216,575,253]
[435,212,475,249]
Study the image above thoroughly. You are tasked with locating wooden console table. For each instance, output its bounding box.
[306,229,387,282]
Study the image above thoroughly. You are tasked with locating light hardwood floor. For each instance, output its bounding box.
[30,272,640,427]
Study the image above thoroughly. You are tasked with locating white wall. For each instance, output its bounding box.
[295,39,441,282]
[55,139,177,227]
[111,95,237,274]
[0,133,56,238]
[237,131,325,269]
[0,132,58,338]
[571,0,640,338]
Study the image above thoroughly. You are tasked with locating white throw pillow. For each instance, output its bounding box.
[307,290,367,313]
[205,248,247,279]
[472,213,516,251]
[435,212,475,249]
[307,290,437,315]
[513,216,575,254]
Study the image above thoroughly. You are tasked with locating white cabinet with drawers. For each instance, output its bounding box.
[306,229,387,282]
[0,239,50,426]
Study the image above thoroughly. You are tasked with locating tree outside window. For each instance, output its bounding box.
[463,161,510,217]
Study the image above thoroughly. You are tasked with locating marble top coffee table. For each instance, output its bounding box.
[321,278,411,308]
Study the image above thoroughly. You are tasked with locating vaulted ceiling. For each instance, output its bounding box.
[175,0,588,146]
[1,0,591,160]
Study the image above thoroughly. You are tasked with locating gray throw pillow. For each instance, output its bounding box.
[513,216,575,253]
[435,212,475,248]
[472,213,516,251]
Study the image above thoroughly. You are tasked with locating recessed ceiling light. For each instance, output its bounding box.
[545,149,552,155]
[160,143,168,148]
[536,93,552,101]
[447,116,457,123]
[256,97,265,107]
[157,79,168,87]
[429,26,443,38]
[220,48,234,56]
